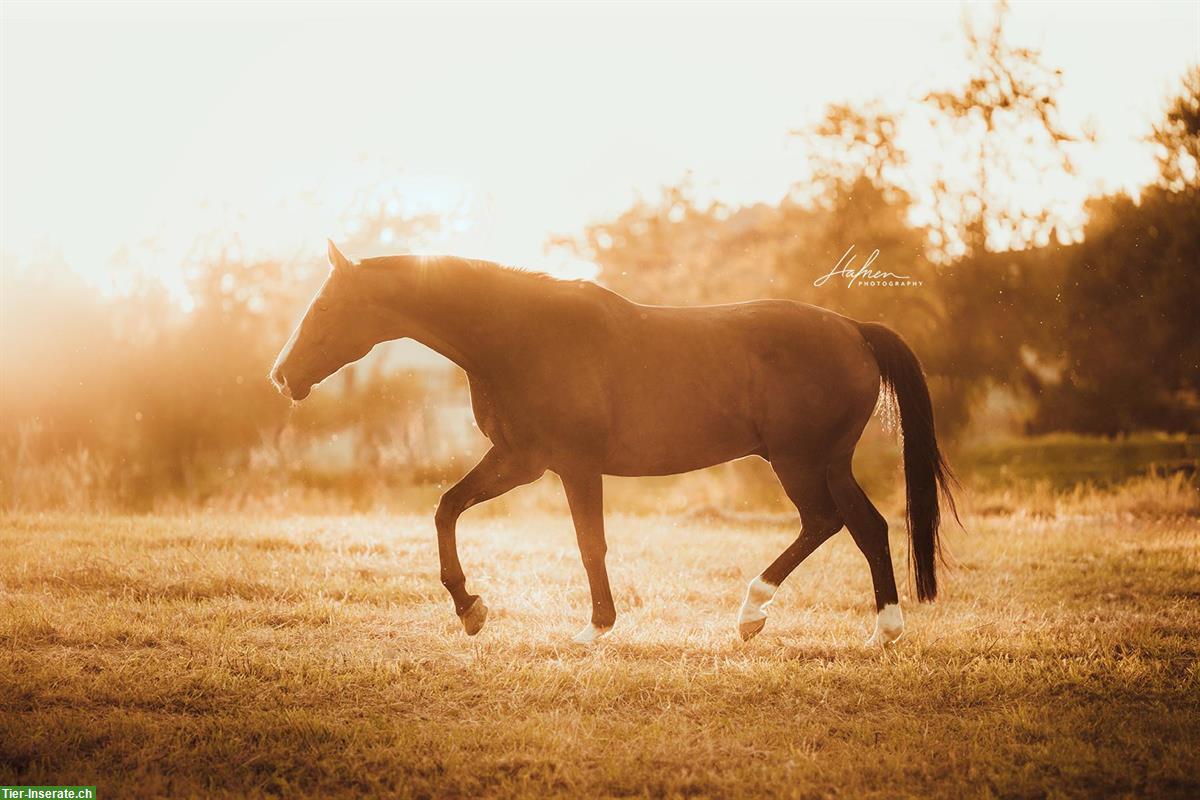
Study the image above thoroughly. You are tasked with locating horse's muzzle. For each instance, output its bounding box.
[269,366,292,399]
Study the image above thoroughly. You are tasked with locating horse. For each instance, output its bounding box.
[270,241,957,645]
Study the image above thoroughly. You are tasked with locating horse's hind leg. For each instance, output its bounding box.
[826,457,903,645]
[738,461,843,641]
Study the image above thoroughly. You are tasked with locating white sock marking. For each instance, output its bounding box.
[572,623,612,645]
[867,602,904,645]
[738,576,778,624]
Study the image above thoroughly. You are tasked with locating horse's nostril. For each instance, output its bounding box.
[269,367,290,397]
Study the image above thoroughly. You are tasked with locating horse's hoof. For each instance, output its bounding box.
[739,617,766,642]
[460,597,488,636]
[865,630,903,647]
[572,623,612,645]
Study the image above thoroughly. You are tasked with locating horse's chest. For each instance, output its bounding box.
[466,378,541,448]
[466,372,604,453]
[467,377,505,444]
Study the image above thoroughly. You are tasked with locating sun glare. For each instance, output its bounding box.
[3,2,1196,291]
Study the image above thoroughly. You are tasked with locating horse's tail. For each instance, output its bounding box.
[856,321,958,602]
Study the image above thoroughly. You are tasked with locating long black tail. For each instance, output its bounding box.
[856,321,958,602]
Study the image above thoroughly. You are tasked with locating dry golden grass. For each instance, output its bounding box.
[1,477,1198,798]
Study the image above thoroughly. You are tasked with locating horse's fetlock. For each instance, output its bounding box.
[592,608,617,629]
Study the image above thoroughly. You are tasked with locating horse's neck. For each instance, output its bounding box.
[369,259,522,376]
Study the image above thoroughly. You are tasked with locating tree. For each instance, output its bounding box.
[1152,64,1200,192]
[923,0,1084,259]
[1029,67,1200,434]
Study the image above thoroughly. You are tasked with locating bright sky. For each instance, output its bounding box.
[2,1,1197,290]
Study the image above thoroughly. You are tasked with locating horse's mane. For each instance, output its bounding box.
[360,255,590,305]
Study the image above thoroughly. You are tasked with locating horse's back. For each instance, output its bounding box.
[618,299,877,397]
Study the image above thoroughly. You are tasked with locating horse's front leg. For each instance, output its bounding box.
[436,447,543,635]
[560,471,616,644]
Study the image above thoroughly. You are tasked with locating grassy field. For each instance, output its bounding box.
[1,476,1198,798]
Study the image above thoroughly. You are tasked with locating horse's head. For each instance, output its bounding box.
[269,241,377,402]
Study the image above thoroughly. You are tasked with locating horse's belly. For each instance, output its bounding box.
[603,447,763,477]
[602,409,762,477]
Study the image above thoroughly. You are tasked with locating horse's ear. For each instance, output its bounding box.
[327,239,352,271]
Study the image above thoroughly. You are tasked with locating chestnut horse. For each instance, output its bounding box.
[271,242,957,644]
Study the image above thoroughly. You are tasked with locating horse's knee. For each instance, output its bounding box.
[433,501,453,531]
[434,493,464,533]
